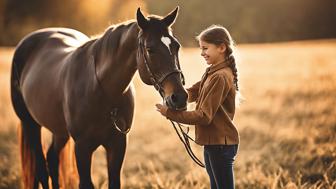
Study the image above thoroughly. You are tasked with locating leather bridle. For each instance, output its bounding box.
[137,35,205,168]
[137,35,185,98]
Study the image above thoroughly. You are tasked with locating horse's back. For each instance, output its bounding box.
[13,28,89,79]
[12,28,89,132]
[15,27,88,61]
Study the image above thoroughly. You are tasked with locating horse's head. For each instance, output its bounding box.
[136,7,187,110]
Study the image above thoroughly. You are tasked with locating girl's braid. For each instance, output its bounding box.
[226,46,239,91]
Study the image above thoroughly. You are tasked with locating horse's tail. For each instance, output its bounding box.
[11,40,49,188]
[59,139,78,188]
[17,120,48,189]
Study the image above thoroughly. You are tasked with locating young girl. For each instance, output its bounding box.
[156,25,240,189]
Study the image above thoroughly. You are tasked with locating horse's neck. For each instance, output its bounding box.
[94,22,139,99]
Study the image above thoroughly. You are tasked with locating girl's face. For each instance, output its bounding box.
[199,40,226,65]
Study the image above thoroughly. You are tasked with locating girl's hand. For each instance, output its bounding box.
[155,103,168,116]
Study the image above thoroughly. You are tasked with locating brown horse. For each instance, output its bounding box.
[10,7,187,189]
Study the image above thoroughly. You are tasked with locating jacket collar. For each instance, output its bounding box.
[207,59,230,75]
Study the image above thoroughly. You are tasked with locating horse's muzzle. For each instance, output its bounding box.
[165,92,188,111]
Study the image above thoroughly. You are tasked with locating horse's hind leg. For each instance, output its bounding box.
[103,134,127,189]
[47,134,69,189]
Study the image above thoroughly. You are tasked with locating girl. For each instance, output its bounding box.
[156,25,240,189]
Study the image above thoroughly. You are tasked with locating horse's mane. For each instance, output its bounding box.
[97,15,166,41]
[90,20,139,58]
[90,20,137,39]
[79,15,168,58]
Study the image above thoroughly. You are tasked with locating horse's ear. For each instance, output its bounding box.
[136,8,149,30]
[162,6,179,27]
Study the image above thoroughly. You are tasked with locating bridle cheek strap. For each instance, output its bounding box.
[138,38,185,98]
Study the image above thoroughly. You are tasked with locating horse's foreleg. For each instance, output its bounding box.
[47,135,69,189]
[75,139,98,189]
[103,134,127,189]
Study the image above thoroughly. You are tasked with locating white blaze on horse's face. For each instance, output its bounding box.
[161,36,172,55]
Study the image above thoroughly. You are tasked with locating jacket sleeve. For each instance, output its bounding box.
[166,75,229,125]
[186,81,201,102]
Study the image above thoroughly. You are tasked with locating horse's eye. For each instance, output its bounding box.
[146,48,154,54]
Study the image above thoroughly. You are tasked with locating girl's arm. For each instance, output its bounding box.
[160,75,230,125]
[186,81,201,102]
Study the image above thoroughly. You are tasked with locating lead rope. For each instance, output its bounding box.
[169,119,205,168]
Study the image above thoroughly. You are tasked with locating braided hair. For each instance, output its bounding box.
[196,25,239,91]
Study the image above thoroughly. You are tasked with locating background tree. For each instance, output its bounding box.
[0,0,335,46]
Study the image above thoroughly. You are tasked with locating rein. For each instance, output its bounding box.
[90,55,130,134]
[138,36,205,168]
[94,32,204,167]
[169,120,205,168]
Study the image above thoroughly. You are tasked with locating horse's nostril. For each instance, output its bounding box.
[166,93,187,110]
[170,93,187,107]
[171,94,178,103]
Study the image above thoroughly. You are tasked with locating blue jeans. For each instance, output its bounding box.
[204,144,238,189]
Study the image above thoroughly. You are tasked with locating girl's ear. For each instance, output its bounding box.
[219,43,227,54]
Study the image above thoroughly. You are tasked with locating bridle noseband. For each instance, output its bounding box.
[137,35,185,98]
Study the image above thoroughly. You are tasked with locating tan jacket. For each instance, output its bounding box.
[166,61,239,145]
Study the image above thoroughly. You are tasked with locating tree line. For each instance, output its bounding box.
[1,0,335,46]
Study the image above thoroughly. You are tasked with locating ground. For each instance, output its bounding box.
[0,40,335,188]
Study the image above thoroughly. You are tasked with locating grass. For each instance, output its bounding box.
[0,40,335,189]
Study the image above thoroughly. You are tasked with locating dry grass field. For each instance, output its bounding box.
[0,40,335,189]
